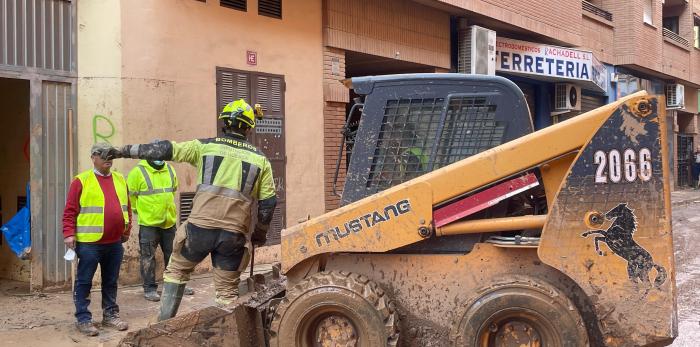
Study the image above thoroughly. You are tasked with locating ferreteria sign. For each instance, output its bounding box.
[496,37,608,92]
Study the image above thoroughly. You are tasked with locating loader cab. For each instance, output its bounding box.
[334,74,535,206]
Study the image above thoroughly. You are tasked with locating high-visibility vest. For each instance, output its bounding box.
[75,170,129,242]
[127,161,178,229]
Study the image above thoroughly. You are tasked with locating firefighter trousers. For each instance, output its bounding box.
[163,221,249,305]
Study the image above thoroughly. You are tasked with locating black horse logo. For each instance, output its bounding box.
[581,203,667,288]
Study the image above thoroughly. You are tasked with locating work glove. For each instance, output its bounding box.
[100,146,126,160]
[251,224,268,247]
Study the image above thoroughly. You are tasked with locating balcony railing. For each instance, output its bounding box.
[582,1,613,21]
[663,28,690,48]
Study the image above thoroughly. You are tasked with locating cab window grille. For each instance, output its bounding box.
[365,96,503,193]
[434,96,503,168]
[366,98,444,192]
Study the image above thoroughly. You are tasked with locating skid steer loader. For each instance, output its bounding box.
[120,74,676,347]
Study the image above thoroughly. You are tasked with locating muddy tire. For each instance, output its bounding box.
[451,276,588,347]
[268,271,399,346]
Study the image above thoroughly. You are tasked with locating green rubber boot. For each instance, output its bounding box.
[158,282,186,322]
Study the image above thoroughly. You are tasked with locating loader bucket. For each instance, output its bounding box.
[118,270,285,347]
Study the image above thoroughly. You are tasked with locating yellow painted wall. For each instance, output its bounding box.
[77,0,324,282]
[0,78,31,282]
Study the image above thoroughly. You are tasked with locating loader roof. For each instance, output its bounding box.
[350,73,527,100]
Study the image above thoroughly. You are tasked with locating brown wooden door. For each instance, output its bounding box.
[216,68,286,244]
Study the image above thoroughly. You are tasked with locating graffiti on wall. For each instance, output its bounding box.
[93,115,115,144]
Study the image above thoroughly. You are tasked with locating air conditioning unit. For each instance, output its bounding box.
[554,84,581,111]
[666,84,685,109]
[458,25,496,75]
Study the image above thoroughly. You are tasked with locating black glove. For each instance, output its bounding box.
[251,224,268,247]
[100,146,125,160]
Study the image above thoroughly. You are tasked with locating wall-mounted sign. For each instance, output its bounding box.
[496,37,607,92]
[247,51,257,66]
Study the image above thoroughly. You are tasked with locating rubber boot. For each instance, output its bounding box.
[158,282,186,322]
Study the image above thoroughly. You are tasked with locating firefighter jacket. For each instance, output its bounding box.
[122,133,276,234]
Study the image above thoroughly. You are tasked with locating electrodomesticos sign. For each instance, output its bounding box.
[496,37,607,92]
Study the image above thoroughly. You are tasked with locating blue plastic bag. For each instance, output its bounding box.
[1,184,31,259]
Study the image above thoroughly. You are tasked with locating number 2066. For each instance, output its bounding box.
[594,149,652,183]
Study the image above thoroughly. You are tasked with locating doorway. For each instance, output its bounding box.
[677,134,694,188]
[0,77,31,283]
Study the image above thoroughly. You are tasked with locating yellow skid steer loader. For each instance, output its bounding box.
[121,74,675,347]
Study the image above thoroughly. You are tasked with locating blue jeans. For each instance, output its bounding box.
[73,242,124,323]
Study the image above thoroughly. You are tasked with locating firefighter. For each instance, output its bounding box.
[104,99,276,321]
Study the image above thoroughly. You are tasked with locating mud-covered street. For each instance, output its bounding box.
[669,191,700,347]
[0,264,273,347]
[0,192,699,347]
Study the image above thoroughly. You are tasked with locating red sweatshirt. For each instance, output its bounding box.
[62,172,132,244]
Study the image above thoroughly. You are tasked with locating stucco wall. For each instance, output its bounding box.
[77,0,323,283]
[118,0,325,225]
[0,78,31,282]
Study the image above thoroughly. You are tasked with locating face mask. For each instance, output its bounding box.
[152,160,164,166]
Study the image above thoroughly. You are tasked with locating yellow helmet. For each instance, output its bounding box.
[218,99,263,129]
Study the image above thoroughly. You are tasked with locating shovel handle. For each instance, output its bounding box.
[249,246,255,278]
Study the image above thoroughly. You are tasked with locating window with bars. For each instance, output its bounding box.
[366,96,503,192]
[216,67,286,245]
[221,0,246,11]
[259,0,282,19]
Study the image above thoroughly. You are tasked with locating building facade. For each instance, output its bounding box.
[322,0,700,210]
[0,0,325,288]
[1,0,698,288]
[76,0,324,284]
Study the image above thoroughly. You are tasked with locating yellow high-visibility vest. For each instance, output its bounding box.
[75,170,129,242]
[127,161,178,229]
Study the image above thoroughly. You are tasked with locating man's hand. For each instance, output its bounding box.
[64,236,76,249]
[251,225,268,247]
[121,234,130,243]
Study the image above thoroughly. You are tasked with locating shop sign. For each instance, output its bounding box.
[496,37,607,92]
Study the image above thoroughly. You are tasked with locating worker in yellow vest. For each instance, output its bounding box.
[127,156,194,302]
[62,143,132,336]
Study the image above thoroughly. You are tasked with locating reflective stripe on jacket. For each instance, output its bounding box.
[169,133,275,233]
[127,160,178,229]
[75,170,129,242]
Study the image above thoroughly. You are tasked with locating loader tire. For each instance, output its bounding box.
[451,276,588,347]
[268,271,399,347]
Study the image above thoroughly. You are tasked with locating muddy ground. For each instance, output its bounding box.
[668,191,700,347]
[0,264,273,347]
[0,192,698,346]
